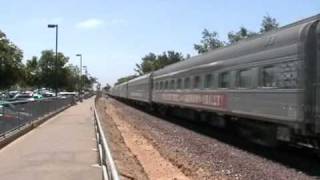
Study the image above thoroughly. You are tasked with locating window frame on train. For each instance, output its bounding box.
[160,81,164,90]
[260,65,277,88]
[184,77,191,89]
[170,79,175,90]
[204,73,214,89]
[193,75,201,89]
[177,78,182,89]
[237,68,254,88]
[219,71,231,88]
[164,80,169,89]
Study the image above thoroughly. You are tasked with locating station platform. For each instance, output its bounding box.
[0,97,102,180]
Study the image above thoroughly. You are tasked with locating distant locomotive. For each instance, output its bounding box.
[109,14,320,150]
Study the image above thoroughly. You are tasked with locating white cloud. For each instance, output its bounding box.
[76,18,104,29]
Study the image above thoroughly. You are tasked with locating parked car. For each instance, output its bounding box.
[8,91,19,98]
[12,92,35,102]
[0,101,32,134]
[0,92,8,100]
[33,93,43,99]
[42,91,55,97]
[33,88,55,97]
[58,92,78,99]
[0,101,17,120]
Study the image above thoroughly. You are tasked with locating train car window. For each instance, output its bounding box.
[155,82,159,90]
[165,81,169,89]
[238,69,253,88]
[262,66,277,87]
[184,77,191,89]
[170,79,175,89]
[160,81,163,90]
[204,74,213,88]
[278,62,298,89]
[193,76,201,89]
[219,72,230,88]
[177,78,182,89]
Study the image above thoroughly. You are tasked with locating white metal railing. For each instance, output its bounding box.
[94,106,120,180]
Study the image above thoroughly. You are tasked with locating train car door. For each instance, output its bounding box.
[304,20,320,135]
[315,21,320,134]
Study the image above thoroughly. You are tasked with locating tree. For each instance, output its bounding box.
[156,51,184,69]
[194,29,224,54]
[0,30,24,90]
[260,15,279,33]
[103,83,111,91]
[228,27,258,44]
[135,53,157,75]
[24,56,41,88]
[37,50,70,90]
[64,64,80,91]
[82,75,97,90]
[135,51,184,75]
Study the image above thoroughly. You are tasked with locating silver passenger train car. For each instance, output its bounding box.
[110,14,320,149]
[127,74,152,103]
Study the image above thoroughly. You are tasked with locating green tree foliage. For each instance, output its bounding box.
[228,27,258,44]
[155,51,184,71]
[0,29,98,91]
[64,64,80,91]
[103,83,111,91]
[135,51,184,75]
[24,56,41,88]
[24,51,97,91]
[37,50,70,90]
[194,29,224,54]
[82,74,97,90]
[260,15,279,33]
[0,30,24,90]
[196,15,280,48]
[135,53,157,75]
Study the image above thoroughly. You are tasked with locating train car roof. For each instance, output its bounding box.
[113,81,128,89]
[127,73,151,84]
[127,73,150,82]
[153,14,320,77]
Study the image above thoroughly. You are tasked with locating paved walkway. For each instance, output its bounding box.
[0,97,102,180]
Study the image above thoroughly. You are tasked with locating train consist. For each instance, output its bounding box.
[110,14,320,150]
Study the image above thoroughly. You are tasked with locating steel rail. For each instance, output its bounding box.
[94,106,120,180]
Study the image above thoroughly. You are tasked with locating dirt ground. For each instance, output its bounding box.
[96,98,190,180]
[96,99,148,180]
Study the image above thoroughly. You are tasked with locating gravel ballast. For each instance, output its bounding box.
[100,97,319,180]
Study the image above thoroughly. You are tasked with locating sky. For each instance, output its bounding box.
[1,0,319,86]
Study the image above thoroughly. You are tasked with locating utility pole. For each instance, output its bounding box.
[47,24,59,96]
[76,54,83,101]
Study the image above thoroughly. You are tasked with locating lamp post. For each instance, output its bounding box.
[82,66,88,77]
[76,54,82,101]
[47,24,58,96]
[82,65,88,91]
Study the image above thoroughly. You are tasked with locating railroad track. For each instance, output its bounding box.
[105,97,320,179]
